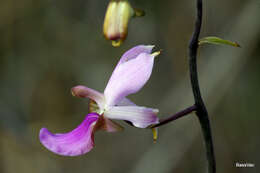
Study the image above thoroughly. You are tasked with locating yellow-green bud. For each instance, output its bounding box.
[103,0,143,47]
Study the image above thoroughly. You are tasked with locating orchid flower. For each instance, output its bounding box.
[39,45,160,156]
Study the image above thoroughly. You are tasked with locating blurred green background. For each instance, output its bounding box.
[0,0,259,173]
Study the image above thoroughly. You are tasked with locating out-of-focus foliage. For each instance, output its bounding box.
[0,0,259,173]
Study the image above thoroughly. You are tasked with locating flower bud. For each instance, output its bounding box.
[103,0,144,47]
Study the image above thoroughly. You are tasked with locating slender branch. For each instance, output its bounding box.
[189,0,216,173]
[125,105,196,128]
[152,105,196,128]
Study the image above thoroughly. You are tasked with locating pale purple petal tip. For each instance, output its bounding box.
[117,45,154,65]
[104,52,155,106]
[104,106,159,128]
[39,113,100,156]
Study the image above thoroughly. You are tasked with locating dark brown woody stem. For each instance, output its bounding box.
[152,105,196,128]
[188,0,216,173]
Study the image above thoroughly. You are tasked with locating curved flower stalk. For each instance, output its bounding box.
[39,45,160,156]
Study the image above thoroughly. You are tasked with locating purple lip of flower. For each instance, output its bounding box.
[39,45,160,156]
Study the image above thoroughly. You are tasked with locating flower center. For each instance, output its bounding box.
[89,99,109,115]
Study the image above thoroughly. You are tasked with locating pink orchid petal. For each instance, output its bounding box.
[104,106,159,128]
[39,113,100,156]
[104,52,156,106]
[71,86,105,110]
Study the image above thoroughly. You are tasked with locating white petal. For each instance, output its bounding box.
[104,106,159,128]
